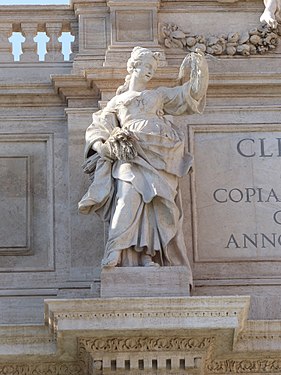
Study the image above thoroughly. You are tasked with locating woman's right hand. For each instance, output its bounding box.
[92,140,113,161]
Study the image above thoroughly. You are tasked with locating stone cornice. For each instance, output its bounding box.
[84,68,281,97]
[70,0,108,15]
[106,0,160,7]
[0,297,281,374]
[235,320,281,351]
[51,74,100,106]
[44,296,250,336]
[0,83,65,108]
[0,6,76,23]
[51,68,281,109]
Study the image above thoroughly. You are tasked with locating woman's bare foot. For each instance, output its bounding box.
[102,251,121,268]
[141,254,159,267]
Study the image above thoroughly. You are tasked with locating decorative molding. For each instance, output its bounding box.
[159,22,281,56]
[45,296,250,337]
[0,336,55,345]
[239,333,281,341]
[0,363,82,375]
[234,321,281,351]
[78,336,214,373]
[51,309,240,323]
[79,336,215,353]
[207,359,281,373]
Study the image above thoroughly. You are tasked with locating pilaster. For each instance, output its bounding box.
[71,0,109,71]
[104,0,166,66]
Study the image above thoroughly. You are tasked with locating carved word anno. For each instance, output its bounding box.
[160,23,280,56]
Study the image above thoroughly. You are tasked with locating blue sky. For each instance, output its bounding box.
[1,0,72,60]
[0,0,69,4]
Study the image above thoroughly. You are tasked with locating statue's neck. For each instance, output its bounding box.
[128,75,147,92]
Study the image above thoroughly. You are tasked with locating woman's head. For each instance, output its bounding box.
[127,47,160,79]
[116,47,161,95]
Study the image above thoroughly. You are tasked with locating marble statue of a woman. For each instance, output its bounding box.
[79,47,208,278]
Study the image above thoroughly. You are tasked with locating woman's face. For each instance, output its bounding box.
[133,55,158,83]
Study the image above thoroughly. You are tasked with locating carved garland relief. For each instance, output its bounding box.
[159,23,281,56]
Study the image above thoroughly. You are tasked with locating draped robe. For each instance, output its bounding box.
[79,83,205,285]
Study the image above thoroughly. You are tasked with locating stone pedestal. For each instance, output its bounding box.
[100,266,191,298]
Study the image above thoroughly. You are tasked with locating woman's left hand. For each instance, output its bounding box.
[178,49,208,81]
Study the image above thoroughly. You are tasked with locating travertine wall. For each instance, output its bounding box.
[0,0,281,324]
[2,2,281,375]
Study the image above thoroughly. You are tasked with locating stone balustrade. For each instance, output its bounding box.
[0,5,78,63]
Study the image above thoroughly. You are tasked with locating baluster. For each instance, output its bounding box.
[20,23,39,62]
[45,23,64,62]
[0,23,13,62]
[69,21,78,61]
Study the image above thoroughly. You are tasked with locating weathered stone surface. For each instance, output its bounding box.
[101,267,191,297]
[1,3,281,374]
[192,128,281,262]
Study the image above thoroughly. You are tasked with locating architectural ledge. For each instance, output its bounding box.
[0,83,65,108]
[2,297,281,374]
[235,320,281,352]
[52,68,281,107]
[51,74,100,107]
[44,296,250,337]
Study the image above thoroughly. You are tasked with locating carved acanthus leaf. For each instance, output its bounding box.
[160,22,281,56]
[79,336,214,353]
[0,362,82,375]
[207,359,281,373]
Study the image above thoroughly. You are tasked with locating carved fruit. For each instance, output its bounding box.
[193,43,206,52]
[171,30,187,39]
[257,45,268,53]
[175,40,185,49]
[249,28,259,36]
[249,35,262,45]
[227,32,239,43]
[207,36,219,46]
[226,45,236,55]
[249,44,257,54]
[239,32,249,44]
[186,37,196,47]
[164,38,173,48]
[236,44,250,55]
[212,44,224,55]
[265,33,278,45]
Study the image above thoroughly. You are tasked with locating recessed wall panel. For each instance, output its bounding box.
[191,126,281,263]
[0,134,54,271]
[0,156,31,254]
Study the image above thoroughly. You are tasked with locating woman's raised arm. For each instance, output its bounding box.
[179,50,209,102]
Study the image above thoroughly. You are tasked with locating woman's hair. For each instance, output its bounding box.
[116,46,161,95]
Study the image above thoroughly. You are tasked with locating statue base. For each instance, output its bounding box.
[100,266,191,298]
